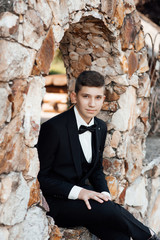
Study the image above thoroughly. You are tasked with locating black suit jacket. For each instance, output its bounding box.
[37,107,109,199]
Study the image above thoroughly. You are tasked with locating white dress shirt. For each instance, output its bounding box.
[68,106,111,200]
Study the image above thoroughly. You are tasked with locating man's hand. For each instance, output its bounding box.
[78,189,110,210]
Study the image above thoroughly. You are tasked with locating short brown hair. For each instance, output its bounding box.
[75,71,105,93]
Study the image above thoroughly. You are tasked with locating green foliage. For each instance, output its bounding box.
[49,49,66,75]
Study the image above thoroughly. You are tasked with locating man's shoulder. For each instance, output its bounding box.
[41,108,71,128]
[95,116,106,125]
[95,117,107,130]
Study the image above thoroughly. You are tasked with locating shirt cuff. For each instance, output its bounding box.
[68,186,83,200]
[101,191,111,200]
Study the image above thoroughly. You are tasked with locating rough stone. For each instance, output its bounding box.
[83,10,102,22]
[0,172,30,225]
[52,24,65,43]
[112,57,125,75]
[93,57,108,67]
[148,177,160,233]
[0,40,36,82]
[133,118,145,138]
[70,55,91,78]
[76,47,93,55]
[88,0,101,8]
[49,224,62,240]
[103,158,125,180]
[110,131,121,149]
[0,83,12,126]
[34,0,52,29]
[9,206,49,240]
[148,192,160,234]
[111,75,129,86]
[105,133,112,146]
[123,0,135,14]
[112,86,137,131]
[138,98,149,118]
[126,140,144,182]
[23,148,40,180]
[0,116,28,175]
[71,11,83,24]
[80,55,92,66]
[134,30,145,52]
[28,179,40,207]
[117,132,129,159]
[102,101,118,112]
[0,12,19,38]
[138,50,149,73]
[101,0,117,19]
[137,73,150,98]
[93,46,104,57]
[39,190,50,212]
[103,41,112,53]
[0,175,12,204]
[103,146,116,158]
[103,158,112,173]
[59,227,92,240]
[47,0,69,26]
[13,0,28,14]
[114,0,125,28]
[121,13,137,50]
[131,11,141,33]
[113,85,127,95]
[120,55,128,73]
[106,176,118,200]
[69,52,79,61]
[0,227,9,240]
[23,77,45,147]
[35,27,55,75]
[118,180,128,205]
[68,0,86,15]
[128,51,138,78]
[9,80,28,119]
[142,157,160,179]
[128,74,139,88]
[125,177,148,217]
[89,36,104,47]
[105,87,120,102]
[20,9,45,50]
[107,123,115,131]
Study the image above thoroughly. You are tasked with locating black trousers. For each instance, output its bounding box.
[47,197,151,240]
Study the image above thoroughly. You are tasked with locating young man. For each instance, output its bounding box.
[37,71,158,240]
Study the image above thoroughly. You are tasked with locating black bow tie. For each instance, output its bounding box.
[78,124,97,134]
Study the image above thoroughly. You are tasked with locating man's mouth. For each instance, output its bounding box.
[86,109,96,113]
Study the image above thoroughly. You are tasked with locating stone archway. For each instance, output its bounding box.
[0,0,160,238]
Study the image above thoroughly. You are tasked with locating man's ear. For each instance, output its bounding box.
[103,95,106,102]
[70,91,77,104]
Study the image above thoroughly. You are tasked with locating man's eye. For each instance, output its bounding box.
[83,95,88,98]
[96,96,102,99]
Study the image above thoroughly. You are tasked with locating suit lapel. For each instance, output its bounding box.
[94,118,102,166]
[67,108,82,179]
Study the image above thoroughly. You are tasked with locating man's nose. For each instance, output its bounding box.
[89,98,96,107]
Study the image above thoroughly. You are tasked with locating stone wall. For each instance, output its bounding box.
[0,0,160,239]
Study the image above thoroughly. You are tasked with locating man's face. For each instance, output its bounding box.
[71,86,105,124]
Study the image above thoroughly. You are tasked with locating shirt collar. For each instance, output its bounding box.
[74,106,94,129]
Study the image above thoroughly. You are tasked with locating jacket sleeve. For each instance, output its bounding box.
[37,121,74,199]
[89,123,110,193]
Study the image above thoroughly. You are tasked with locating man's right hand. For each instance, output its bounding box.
[78,188,110,210]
